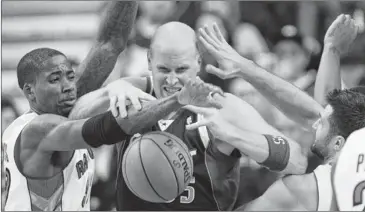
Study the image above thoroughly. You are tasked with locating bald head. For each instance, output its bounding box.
[149,22,199,57]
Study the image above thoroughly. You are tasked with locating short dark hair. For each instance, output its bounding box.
[326,89,365,139]
[17,48,65,89]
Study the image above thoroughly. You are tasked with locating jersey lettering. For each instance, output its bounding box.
[81,175,93,207]
[357,154,364,173]
[76,153,90,179]
[4,168,11,205]
[353,181,365,210]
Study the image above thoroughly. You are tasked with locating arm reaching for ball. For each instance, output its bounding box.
[185,93,308,175]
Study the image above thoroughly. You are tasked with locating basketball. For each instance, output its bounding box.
[122,131,194,203]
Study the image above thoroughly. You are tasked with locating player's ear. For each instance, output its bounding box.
[23,83,36,102]
[332,135,345,152]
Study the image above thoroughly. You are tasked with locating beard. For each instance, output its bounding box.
[311,139,332,164]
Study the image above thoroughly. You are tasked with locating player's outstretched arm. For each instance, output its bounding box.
[76,1,138,97]
[69,78,156,119]
[240,175,312,211]
[185,94,308,175]
[198,23,323,131]
[314,14,357,106]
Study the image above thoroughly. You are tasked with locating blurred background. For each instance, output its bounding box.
[2,1,365,210]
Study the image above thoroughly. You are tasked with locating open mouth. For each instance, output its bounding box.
[163,87,182,94]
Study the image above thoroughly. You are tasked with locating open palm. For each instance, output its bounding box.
[198,23,246,79]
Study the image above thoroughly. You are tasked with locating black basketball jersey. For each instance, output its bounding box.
[115,79,241,210]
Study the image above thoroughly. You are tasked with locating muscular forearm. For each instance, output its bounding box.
[314,44,343,106]
[225,127,307,175]
[115,93,182,135]
[237,59,323,131]
[76,1,138,97]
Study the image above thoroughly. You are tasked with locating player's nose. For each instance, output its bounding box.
[165,75,179,85]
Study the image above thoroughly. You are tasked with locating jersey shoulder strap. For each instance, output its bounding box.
[333,128,365,211]
[314,164,333,211]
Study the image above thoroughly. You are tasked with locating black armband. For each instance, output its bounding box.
[82,111,128,148]
[259,134,290,171]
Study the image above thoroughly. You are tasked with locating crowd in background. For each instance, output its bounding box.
[2,1,365,210]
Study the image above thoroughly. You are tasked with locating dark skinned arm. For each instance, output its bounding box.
[76,1,138,97]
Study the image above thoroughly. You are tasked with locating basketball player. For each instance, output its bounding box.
[333,127,365,211]
[106,22,244,211]
[194,16,365,210]
[2,2,141,210]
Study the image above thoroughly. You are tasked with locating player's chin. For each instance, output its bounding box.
[58,105,73,117]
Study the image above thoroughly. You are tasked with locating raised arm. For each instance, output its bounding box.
[198,23,324,131]
[76,1,138,97]
[314,14,357,106]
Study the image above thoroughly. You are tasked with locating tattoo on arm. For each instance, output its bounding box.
[76,1,138,98]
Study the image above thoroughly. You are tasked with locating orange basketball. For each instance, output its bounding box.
[122,131,194,203]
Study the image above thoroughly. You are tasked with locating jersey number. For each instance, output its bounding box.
[353,180,365,210]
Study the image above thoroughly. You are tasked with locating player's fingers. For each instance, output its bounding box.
[129,95,142,111]
[109,96,118,117]
[213,23,226,43]
[207,97,223,109]
[186,120,210,131]
[138,92,156,101]
[204,25,221,46]
[199,27,219,49]
[183,105,212,116]
[117,95,128,118]
[198,35,217,54]
[205,64,228,79]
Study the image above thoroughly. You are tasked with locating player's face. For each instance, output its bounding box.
[311,105,344,164]
[149,47,201,99]
[31,55,77,117]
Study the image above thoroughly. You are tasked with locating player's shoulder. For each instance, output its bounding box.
[21,114,68,149]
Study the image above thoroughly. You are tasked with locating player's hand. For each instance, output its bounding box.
[177,77,224,109]
[324,14,359,55]
[198,23,246,78]
[106,79,156,118]
[184,105,237,141]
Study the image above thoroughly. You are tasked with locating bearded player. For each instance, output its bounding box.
[2,2,140,210]
[191,14,364,210]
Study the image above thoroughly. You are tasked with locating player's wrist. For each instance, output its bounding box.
[323,43,341,56]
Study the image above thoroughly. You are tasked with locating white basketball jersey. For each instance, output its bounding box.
[333,128,365,211]
[3,112,95,211]
[314,164,334,211]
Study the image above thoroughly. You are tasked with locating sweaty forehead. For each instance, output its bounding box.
[42,55,72,72]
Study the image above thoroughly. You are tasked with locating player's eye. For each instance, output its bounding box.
[49,77,60,83]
